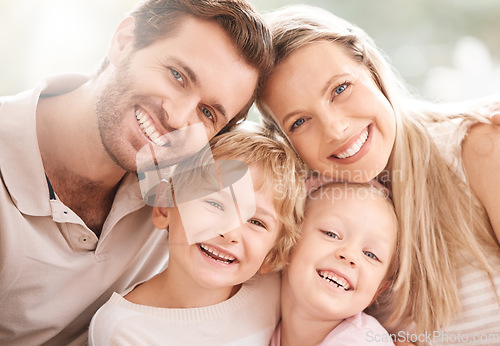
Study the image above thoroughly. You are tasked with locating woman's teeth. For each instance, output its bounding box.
[334,128,369,159]
[135,109,168,146]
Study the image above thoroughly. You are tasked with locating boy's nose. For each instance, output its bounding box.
[219,229,240,244]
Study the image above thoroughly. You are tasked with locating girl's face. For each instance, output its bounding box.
[284,187,397,323]
[261,41,396,182]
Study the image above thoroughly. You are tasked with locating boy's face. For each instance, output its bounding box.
[161,164,280,291]
[97,15,259,172]
[284,187,396,323]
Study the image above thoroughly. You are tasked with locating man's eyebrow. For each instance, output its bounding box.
[171,57,198,84]
[212,102,227,123]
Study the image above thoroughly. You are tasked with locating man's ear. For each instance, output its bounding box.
[153,206,169,230]
[108,16,135,67]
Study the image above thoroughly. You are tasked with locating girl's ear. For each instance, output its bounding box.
[153,206,169,230]
[108,16,135,67]
[371,280,390,305]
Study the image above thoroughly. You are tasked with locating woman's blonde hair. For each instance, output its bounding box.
[171,122,307,273]
[256,4,500,334]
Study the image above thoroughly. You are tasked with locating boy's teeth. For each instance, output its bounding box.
[135,109,167,146]
[334,128,369,159]
[318,270,351,290]
[200,244,236,264]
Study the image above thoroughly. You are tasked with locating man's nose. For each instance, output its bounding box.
[163,97,198,130]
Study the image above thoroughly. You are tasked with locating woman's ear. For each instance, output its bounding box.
[108,16,135,67]
[153,206,169,230]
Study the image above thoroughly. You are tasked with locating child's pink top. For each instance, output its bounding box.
[269,312,394,345]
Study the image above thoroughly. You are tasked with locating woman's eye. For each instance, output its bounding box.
[363,251,378,261]
[170,68,184,84]
[201,107,214,121]
[324,231,339,239]
[332,82,351,100]
[335,84,347,95]
[248,219,266,229]
[206,200,223,211]
[290,118,306,131]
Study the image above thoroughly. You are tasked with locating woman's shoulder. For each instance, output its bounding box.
[462,122,500,242]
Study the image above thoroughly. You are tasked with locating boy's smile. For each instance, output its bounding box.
[199,243,237,265]
[159,164,280,294]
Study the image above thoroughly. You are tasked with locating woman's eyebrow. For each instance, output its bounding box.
[320,73,350,96]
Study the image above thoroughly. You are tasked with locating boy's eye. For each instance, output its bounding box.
[363,251,378,261]
[248,219,266,230]
[323,230,340,239]
[206,200,223,211]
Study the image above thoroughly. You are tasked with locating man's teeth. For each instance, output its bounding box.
[135,109,168,146]
[318,270,351,290]
[334,128,369,159]
[200,244,236,264]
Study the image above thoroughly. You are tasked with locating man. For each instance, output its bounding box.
[0,0,272,344]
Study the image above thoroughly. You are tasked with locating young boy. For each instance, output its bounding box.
[271,182,398,346]
[88,124,306,345]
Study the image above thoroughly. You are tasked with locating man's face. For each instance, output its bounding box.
[96,16,258,172]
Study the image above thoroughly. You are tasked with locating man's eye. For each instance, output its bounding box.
[170,68,184,84]
[201,107,214,121]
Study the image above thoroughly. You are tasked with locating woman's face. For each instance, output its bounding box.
[260,41,396,182]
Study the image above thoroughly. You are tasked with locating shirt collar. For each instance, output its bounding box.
[0,73,89,216]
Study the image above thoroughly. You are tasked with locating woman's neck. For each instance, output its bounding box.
[280,274,342,346]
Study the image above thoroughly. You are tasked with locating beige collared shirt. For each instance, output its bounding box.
[0,74,170,346]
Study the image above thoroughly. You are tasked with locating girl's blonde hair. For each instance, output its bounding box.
[172,122,307,273]
[256,4,500,333]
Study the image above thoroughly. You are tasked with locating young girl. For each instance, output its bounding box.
[271,182,397,346]
[88,125,306,345]
[257,4,500,342]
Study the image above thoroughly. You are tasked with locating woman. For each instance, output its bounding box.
[256,5,500,343]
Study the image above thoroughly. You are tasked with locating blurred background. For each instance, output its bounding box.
[1,0,499,104]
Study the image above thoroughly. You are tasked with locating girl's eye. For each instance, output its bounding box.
[248,219,266,230]
[324,231,340,239]
[206,200,223,211]
[201,107,214,121]
[290,118,306,131]
[170,68,184,84]
[363,251,378,261]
